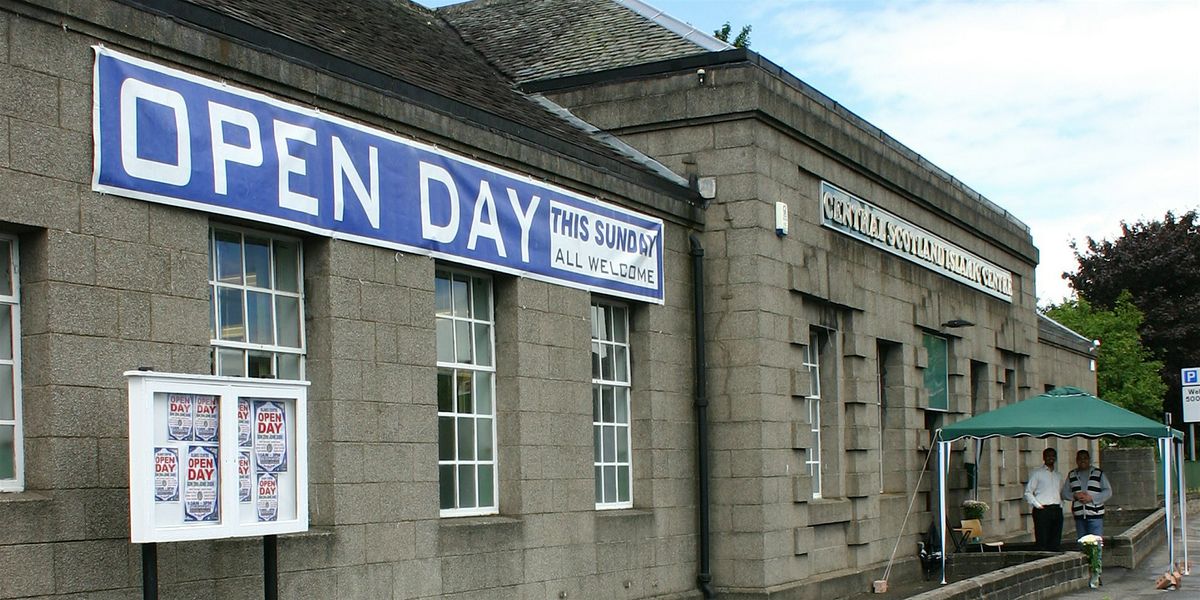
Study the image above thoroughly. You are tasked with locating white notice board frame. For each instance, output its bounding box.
[126,371,309,543]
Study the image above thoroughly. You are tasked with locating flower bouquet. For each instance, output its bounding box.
[1079,534,1103,588]
[962,499,989,520]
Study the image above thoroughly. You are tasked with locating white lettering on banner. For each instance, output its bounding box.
[467,181,508,258]
[209,102,263,195]
[549,201,658,289]
[94,48,666,304]
[274,120,319,216]
[120,79,191,185]
[331,136,380,229]
[419,162,460,243]
[819,181,1014,302]
[507,188,541,263]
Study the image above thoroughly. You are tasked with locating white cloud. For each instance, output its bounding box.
[747,0,1200,302]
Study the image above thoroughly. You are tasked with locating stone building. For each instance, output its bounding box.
[0,1,1094,599]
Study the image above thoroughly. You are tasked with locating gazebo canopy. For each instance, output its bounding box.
[940,386,1183,442]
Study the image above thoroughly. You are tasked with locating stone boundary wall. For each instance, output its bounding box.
[1106,507,1165,569]
[908,554,1087,600]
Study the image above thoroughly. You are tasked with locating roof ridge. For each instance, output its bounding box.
[610,0,732,52]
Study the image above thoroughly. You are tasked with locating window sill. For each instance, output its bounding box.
[595,507,654,521]
[439,514,522,529]
[0,490,52,504]
[808,497,853,525]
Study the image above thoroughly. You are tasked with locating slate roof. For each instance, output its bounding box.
[439,0,717,83]
[1038,314,1095,355]
[163,0,694,199]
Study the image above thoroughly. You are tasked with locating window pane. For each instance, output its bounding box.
[451,276,469,318]
[456,372,472,413]
[477,418,493,460]
[437,369,454,412]
[472,277,490,319]
[218,348,244,377]
[246,291,274,345]
[474,324,492,367]
[0,364,12,420]
[458,465,476,508]
[592,386,601,422]
[435,274,452,316]
[601,344,614,380]
[247,351,273,378]
[591,342,601,380]
[275,296,301,348]
[0,241,12,296]
[244,236,272,288]
[593,425,602,462]
[474,372,492,414]
[603,466,616,503]
[455,321,472,364]
[617,465,630,502]
[439,465,455,509]
[273,240,299,293]
[613,307,628,343]
[209,287,216,340]
[436,319,454,364]
[0,305,11,360]
[594,307,608,342]
[590,305,601,339]
[616,427,629,462]
[217,287,245,341]
[438,417,454,461]
[602,387,614,423]
[602,425,615,462]
[614,346,628,383]
[277,354,301,381]
[214,230,243,284]
[456,417,475,461]
[477,464,494,508]
[614,388,628,423]
[0,425,14,479]
[594,466,603,503]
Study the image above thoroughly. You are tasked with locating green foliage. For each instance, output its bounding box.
[1065,210,1200,420]
[1044,293,1166,420]
[713,21,752,48]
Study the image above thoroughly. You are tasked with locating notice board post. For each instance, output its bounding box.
[126,371,308,598]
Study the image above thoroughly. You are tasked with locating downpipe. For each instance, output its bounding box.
[690,234,716,599]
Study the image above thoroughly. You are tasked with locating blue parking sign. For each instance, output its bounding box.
[1184,368,1200,386]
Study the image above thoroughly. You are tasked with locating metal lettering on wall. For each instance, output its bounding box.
[91,48,665,304]
[819,182,1014,302]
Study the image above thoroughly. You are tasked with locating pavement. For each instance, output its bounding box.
[1054,508,1200,599]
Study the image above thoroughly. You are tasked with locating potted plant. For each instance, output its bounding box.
[962,499,989,520]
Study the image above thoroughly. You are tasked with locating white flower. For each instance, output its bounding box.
[1078,534,1103,546]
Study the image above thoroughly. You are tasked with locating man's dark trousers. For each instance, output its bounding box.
[1032,505,1063,551]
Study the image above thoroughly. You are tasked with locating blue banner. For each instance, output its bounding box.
[92,48,665,303]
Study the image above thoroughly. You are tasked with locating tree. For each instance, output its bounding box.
[1064,210,1200,422]
[1044,293,1166,420]
[713,22,752,48]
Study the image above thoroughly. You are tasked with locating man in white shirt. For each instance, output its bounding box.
[1023,447,1064,551]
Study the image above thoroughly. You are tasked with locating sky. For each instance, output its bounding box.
[423,0,1200,304]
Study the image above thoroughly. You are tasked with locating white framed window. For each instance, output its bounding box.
[209,227,305,380]
[804,330,822,498]
[0,235,22,492]
[591,302,631,509]
[436,269,496,516]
